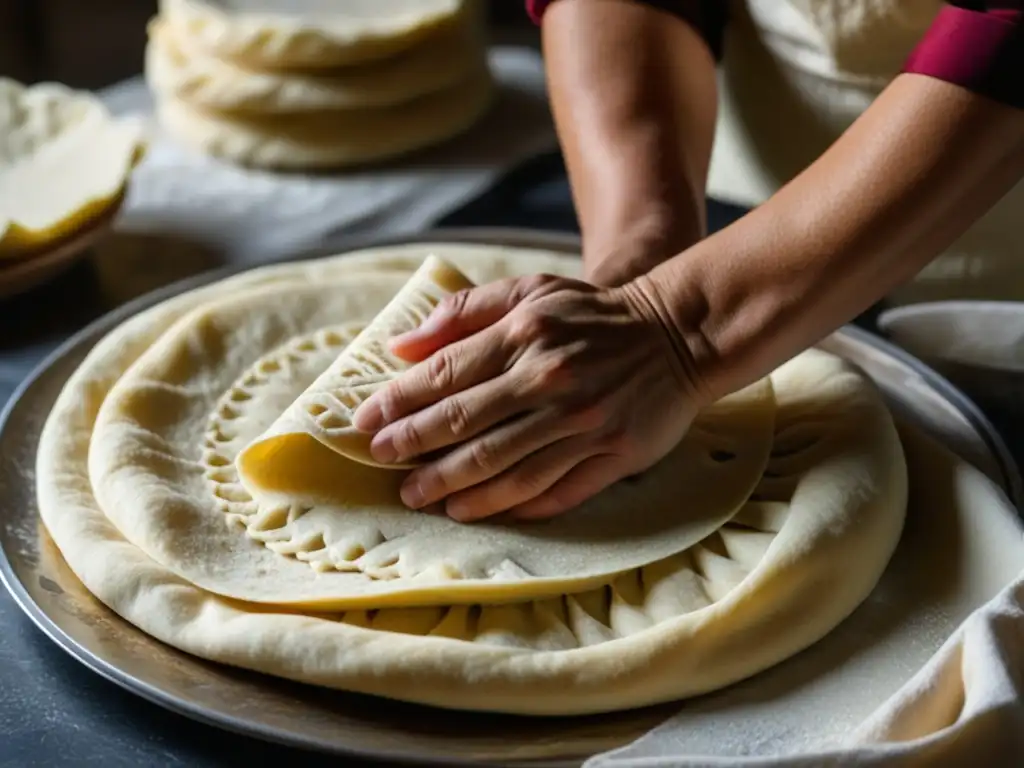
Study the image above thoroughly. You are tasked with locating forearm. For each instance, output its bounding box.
[542,0,718,286]
[632,74,1024,402]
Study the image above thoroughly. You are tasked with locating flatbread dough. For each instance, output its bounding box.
[38,245,907,714]
[156,66,494,169]
[36,241,907,712]
[145,11,483,113]
[0,79,145,258]
[88,259,776,608]
[238,255,478,473]
[159,0,469,70]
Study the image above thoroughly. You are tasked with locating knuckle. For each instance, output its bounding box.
[374,385,401,423]
[469,439,499,473]
[442,397,473,438]
[509,310,551,346]
[509,468,547,497]
[425,350,456,391]
[392,419,423,456]
[415,467,450,501]
[439,289,471,318]
[536,352,573,389]
[515,273,556,300]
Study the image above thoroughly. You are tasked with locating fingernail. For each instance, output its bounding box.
[401,481,425,509]
[353,399,384,432]
[369,433,397,464]
[446,500,476,523]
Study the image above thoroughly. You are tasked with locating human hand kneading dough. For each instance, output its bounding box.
[352,276,703,522]
[358,1,1024,522]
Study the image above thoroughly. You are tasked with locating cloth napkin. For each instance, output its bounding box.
[587,424,1024,767]
[99,45,557,264]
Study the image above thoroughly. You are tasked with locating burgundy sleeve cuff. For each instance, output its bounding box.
[526,0,551,23]
[903,6,1024,109]
[526,0,727,61]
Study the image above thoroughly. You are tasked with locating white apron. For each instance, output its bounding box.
[707,0,1024,305]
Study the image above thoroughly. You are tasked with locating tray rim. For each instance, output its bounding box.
[1,225,1021,766]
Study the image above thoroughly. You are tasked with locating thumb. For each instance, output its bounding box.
[389,277,529,361]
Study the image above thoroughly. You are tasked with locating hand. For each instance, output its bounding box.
[352,274,702,522]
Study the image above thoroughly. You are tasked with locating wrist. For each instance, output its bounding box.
[616,272,719,407]
[584,200,705,287]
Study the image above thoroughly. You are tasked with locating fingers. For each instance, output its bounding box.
[399,416,597,519]
[509,455,627,521]
[354,326,509,433]
[368,374,528,464]
[389,276,541,362]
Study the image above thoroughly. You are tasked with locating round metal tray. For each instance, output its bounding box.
[1,229,1021,767]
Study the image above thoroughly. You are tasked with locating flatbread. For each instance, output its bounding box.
[0,79,145,258]
[159,0,469,70]
[88,258,776,608]
[156,66,494,169]
[145,11,484,113]
[36,240,907,713]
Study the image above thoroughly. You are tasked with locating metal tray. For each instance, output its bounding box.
[1,229,1021,767]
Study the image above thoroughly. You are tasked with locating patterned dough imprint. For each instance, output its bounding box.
[201,323,373,571]
[237,255,472,477]
[203,319,777,584]
[197,258,777,592]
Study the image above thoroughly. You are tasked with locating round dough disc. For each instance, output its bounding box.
[159,0,470,70]
[156,66,494,169]
[37,243,907,714]
[144,10,484,114]
[87,257,775,609]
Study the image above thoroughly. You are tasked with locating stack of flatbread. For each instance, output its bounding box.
[145,0,495,170]
[0,79,144,263]
[37,244,910,715]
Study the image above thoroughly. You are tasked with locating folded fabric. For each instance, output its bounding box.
[587,426,1024,767]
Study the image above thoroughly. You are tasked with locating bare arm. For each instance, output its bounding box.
[542,0,718,286]
[350,28,1024,522]
[630,74,1024,403]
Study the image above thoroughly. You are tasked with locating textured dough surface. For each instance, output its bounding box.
[160,0,468,69]
[238,255,479,473]
[36,240,908,713]
[156,66,493,169]
[0,79,145,257]
[145,11,482,113]
[89,259,775,608]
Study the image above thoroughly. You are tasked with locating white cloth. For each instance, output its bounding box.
[706,0,1024,305]
[99,45,556,264]
[587,425,1024,766]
